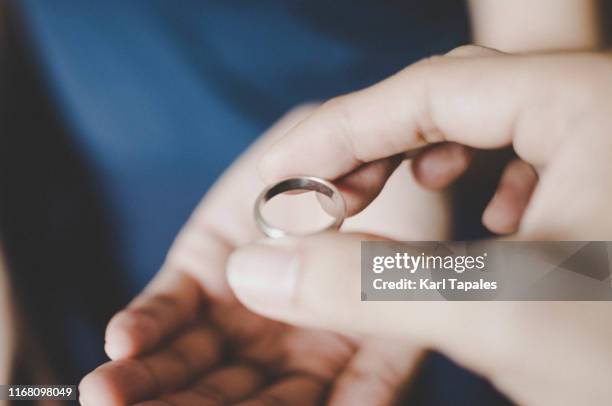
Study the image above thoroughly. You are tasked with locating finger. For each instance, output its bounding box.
[482,159,538,234]
[328,339,425,406]
[79,326,220,406]
[411,143,474,189]
[236,374,327,406]
[259,46,557,187]
[105,270,201,359]
[148,365,264,406]
[227,234,410,337]
[318,156,402,217]
[226,233,502,365]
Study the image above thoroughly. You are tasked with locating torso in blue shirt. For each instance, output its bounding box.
[17,1,508,404]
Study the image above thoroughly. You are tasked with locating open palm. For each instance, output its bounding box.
[79,106,441,405]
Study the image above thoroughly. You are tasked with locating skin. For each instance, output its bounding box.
[227,46,612,406]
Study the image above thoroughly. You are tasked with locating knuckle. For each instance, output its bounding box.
[321,95,354,126]
[286,102,320,119]
[412,54,445,71]
[446,44,481,56]
[321,94,347,110]
[445,44,496,57]
[320,96,344,120]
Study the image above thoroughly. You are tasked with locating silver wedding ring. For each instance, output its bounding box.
[254,176,346,238]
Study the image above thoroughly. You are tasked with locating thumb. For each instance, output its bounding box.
[226,233,495,352]
[226,233,512,381]
[227,233,369,333]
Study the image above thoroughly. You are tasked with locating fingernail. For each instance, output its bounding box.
[227,241,298,306]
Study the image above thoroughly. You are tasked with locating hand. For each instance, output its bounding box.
[227,46,612,406]
[79,105,444,406]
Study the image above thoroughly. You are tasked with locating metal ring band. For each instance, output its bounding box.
[254,176,346,238]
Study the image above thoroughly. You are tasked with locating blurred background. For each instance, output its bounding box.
[0,1,609,405]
